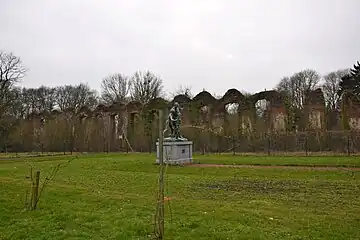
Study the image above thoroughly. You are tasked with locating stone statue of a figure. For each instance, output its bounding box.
[166,102,185,140]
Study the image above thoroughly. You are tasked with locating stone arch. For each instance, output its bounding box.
[190,91,219,152]
[193,90,217,108]
[191,91,215,124]
[250,90,287,132]
[304,88,326,130]
[219,88,246,115]
[220,89,246,105]
[172,94,192,105]
[216,89,247,137]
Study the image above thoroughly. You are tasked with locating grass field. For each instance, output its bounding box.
[196,154,360,167]
[1,153,360,239]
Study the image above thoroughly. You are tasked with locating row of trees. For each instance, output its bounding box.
[0,52,167,119]
[275,64,359,130]
[277,69,347,111]
[277,63,360,111]
[5,72,164,117]
[1,50,360,121]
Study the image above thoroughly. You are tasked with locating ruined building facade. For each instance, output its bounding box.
[6,88,360,153]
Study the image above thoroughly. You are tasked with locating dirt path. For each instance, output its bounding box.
[189,163,360,171]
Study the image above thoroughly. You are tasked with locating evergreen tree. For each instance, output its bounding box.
[338,61,360,96]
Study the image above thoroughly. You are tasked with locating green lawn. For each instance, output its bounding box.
[195,154,360,167]
[0,153,359,240]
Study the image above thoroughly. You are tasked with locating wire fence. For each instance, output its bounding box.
[193,131,360,156]
[2,130,360,156]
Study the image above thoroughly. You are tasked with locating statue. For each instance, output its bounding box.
[165,102,186,140]
[156,101,193,165]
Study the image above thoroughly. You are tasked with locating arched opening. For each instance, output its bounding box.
[224,103,240,134]
[225,103,239,115]
[253,99,271,132]
[255,99,269,118]
[200,105,209,113]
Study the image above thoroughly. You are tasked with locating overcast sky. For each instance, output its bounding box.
[1,0,359,97]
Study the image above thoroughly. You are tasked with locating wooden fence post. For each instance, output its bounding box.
[232,136,236,155]
[347,131,350,156]
[32,171,40,210]
[267,132,271,156]
[158,109,165,239]
[305,133,308,156]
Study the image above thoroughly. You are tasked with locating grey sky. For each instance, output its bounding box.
[1,0,359,98]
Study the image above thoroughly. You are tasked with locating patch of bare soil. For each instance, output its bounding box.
[194,178,359,196]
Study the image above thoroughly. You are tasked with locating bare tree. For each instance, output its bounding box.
[0,52,27,149]
[55,83,99,112]
[36,86,57,112]
[5,87,27,118]
[101,73,131,104]
[130,70,164,104]
[21,86,57,115]
[276,69,320,109]
[170,84,193,99]
[0,51,27,116]
[322,69,349,111]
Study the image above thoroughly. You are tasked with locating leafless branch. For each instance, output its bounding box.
[276,69,320,109]
[0,51,27,116]
[24,158,74,210]
[170,84,193,99]
[101,73,131,104]
[55,84,99,112]
[130,71,164,104]
[321,69,349,111]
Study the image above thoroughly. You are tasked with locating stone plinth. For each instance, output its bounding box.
[156,139,193,165]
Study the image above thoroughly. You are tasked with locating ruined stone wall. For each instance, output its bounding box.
[304,88,326,130]
[8,87,360,153]
[345,94,360,130]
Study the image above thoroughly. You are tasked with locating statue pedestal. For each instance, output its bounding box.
[156,139,193,165]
